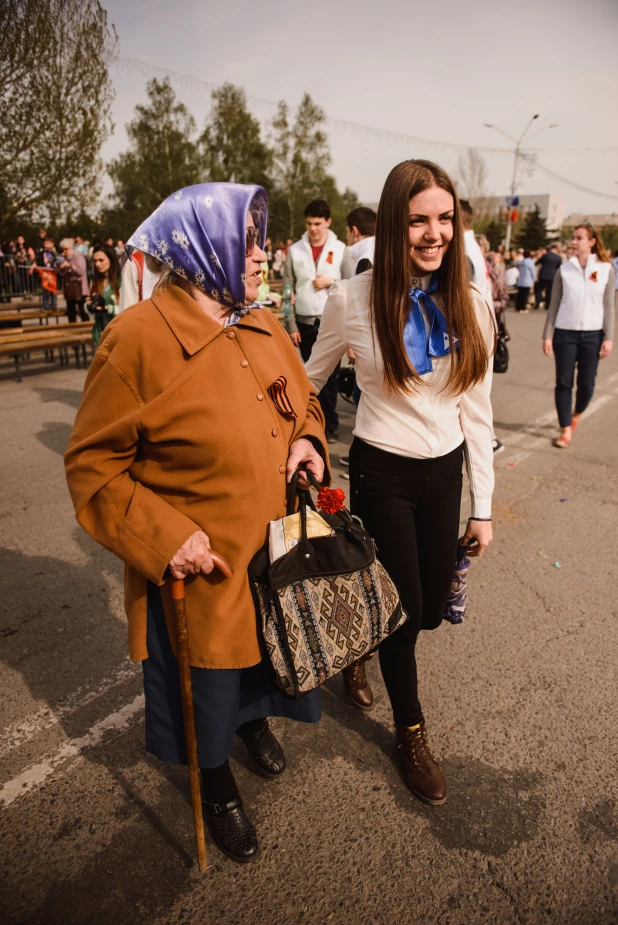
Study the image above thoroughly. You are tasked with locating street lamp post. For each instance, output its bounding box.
[484,115,558,250]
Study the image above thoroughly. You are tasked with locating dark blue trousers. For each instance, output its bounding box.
[553,328,604,428]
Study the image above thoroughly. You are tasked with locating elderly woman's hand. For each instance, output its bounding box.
[286,437,325,489]
[169,530,215,580]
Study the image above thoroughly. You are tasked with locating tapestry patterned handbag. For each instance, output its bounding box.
[248,470,407,699]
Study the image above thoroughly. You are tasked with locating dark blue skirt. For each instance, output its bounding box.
[142,582,321,768]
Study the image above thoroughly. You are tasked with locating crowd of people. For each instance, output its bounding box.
[61,160,616,865]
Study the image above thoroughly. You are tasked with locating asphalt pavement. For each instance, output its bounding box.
[1,306,617,925]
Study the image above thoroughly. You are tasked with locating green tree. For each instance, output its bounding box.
[483,218,507,250]
[0,0,116,237]
[600,224,618,256]
[514,206,553,250]
[318,176,360,241]
[269,94,332,240]
[105,78,202,236]
[201,83,272,188]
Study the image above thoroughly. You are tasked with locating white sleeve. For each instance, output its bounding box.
[119,259,139,312]
[305,281,348,393]
[340,248,355,280]
[459,292,496,518]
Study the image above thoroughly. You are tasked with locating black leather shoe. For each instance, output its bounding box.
[237,720,286,779]
[202,798,260,863]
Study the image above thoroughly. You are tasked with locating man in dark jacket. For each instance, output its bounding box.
[535,243,562,309]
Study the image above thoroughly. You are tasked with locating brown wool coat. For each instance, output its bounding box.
[65,287,330,668]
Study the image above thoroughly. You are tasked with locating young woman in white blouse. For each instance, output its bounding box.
[542,223,615,448]
[305,159,495,806]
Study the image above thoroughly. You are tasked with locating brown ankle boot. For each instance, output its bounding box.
[395,721,446,805]
[342,654,374,710]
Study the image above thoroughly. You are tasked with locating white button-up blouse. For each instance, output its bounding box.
[305,270,496,518]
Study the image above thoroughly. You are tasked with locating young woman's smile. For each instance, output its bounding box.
[408,186,454,276]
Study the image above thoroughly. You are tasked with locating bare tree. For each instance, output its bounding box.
[0,0,117,235]
[456,148,489,200]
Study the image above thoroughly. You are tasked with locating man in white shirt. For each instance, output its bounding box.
[119,251,157,311]
[460,200,492,301]
[283,199,346,441]
[341,207,376,279]
[460,200,504,455]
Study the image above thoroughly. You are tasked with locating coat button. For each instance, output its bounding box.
[279,465,285,474]
[272,428,278,437]
[227,331,236,339]
[257,393,264,401]
[240,359,248,368]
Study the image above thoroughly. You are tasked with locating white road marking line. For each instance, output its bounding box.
[0,694,144,808]
[496,370,618,466]
[0,664,139,757]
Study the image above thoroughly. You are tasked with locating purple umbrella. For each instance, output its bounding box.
[443,542,474,625]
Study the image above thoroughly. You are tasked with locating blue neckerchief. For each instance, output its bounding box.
[403,274,457,376]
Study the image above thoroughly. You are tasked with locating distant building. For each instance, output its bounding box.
[563,213,618,228]
[471,194,565,231]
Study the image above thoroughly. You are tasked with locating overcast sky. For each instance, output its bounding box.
[102,0,618,217]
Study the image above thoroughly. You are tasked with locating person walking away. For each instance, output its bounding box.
[542,223,614,448]
[65,182,329,863]
[535,243,561,309]
[58,238,89,322]
[88,244,122,346]
[341,207,376,279]
[305,159,495,800]
[283,199,346,442]
[515,250,536,312]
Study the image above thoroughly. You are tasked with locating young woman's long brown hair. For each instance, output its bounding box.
[91,244,120,298]
[371,159,490,395]
[575,223,611,262]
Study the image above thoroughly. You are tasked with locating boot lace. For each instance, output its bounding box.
[400,724,435,768]
[346,660,367,690]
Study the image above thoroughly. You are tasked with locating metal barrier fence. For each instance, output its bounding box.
[0,265,43,303]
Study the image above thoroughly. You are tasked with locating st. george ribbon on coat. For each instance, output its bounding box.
[126,182,268,310]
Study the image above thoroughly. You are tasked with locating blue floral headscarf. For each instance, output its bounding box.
[126,182,267,309]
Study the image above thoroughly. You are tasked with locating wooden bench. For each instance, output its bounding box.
[0,309,67,327]
[0,299,45,312]
[0,321,92,343]
[0,324,94,381]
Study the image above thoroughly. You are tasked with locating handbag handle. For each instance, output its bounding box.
[286,466,321,516]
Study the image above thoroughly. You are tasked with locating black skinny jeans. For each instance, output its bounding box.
[66,297,88,323]
[298,318,340,433]
[349,438,463,726]
[516,287,531,311]
[553,328,604,428]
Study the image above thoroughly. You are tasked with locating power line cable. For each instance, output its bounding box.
[533,162,618,202]
[115,57,618,199]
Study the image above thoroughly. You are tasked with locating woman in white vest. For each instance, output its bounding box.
[543,223,615,448]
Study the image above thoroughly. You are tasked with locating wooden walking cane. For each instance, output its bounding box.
[169,551,234,873]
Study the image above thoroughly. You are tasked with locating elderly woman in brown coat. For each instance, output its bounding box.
[65,184,328,863]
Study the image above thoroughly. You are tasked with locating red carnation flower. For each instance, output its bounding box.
[316,486,346,514]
